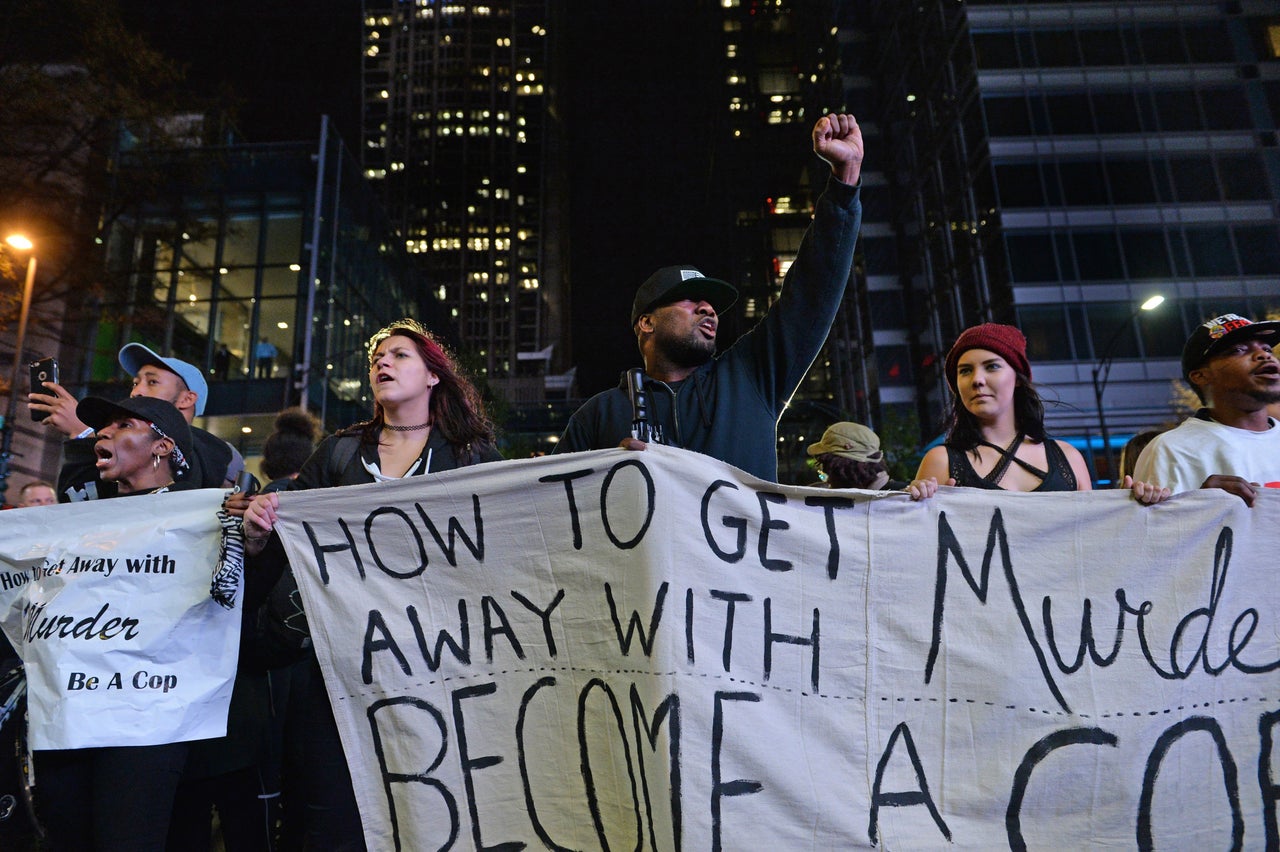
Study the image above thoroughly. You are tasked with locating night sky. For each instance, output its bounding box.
[116,1,743,395]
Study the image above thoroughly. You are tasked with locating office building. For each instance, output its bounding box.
[360,0,570,403]
[852,1,1280,480]
[82,117,421,459]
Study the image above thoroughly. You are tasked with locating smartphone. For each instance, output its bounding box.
[28,357,58,421]
[235,469,260,496]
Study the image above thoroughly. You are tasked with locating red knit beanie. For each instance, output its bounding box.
[944,323,1031,390]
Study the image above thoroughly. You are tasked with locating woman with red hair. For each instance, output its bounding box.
[908,323,1168,503]
[243,319,500,849]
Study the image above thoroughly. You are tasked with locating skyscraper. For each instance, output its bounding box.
[852,1,1280,481]
[360,0,567,398]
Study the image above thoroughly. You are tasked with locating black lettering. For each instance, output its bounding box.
[539,468,593,550]
[1042,594,1124,673]
[701,480,746,563]
[756,492,792,572]
[452,682,522,851]
[709,590,752,673]
[711,690,762,852]
[303,517,364,585]
[685,588,695,665]
[368,696,457,852]
[408,601,471,670]
[515,677,566,851]
[510,589,565,657]
[481,596,525,662]
[1007,727,1117,852]
[605,581,667,657]
[804,494,853,579]
[414,494,484,566]
[868,722,951,845]
[600,459,655,549]
[580,679,642,850]
[763,598,819,692]
[362,609,412,684]
[366,506,429,579]
[925,510,1072,713]
[1138,716,1242,851]
[630,684,682,852]
[1259,709,1280,850]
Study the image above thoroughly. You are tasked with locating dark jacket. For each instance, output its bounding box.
[552,175,862,482]
[58,425,239,501]
[291,427,502,491]
[250,427,502,605]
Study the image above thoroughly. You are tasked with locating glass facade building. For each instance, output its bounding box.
[851,1,1280,481]
[78,117,422,454]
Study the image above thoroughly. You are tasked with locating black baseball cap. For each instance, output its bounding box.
[77,396,194,473]
[1181,313,1280,380]
[630,265,738,326]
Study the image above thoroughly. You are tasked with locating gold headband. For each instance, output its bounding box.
[367,318,434,363]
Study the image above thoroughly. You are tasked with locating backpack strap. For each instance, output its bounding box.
[326,435,363,485]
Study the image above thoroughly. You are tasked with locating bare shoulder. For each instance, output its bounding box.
[915,445,950,480]
[1054,439,1085,462]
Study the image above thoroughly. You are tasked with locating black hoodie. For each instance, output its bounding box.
[554,175,862,482]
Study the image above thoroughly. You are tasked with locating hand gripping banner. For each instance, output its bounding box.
[271,445,1280,851]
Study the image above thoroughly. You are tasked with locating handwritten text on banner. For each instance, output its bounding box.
[273,445,1280,851]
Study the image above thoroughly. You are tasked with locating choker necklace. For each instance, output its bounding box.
[384,422,431,432]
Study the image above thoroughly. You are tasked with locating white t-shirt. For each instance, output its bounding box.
[1133,413,1280,495]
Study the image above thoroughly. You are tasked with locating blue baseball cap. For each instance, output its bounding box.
[118,343,208,416]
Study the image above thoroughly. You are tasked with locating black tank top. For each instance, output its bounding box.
[945,435,1078,492]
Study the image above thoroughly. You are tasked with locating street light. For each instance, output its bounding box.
[1091,294,1164,484]
[0,234,38,502]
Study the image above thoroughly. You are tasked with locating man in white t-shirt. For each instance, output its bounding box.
[1133,313,1280,505]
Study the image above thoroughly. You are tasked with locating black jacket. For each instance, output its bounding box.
[553,175,862,482]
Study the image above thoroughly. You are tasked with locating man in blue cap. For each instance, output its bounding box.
[30,343,244,499]
[553,113,864,482]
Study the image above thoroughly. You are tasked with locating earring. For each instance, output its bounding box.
[152,454,161,470]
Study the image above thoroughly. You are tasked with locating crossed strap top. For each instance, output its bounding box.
[945,433,1077,492]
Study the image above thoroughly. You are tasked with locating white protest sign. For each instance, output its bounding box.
[273,445,1280,850]
[0,489,240,750]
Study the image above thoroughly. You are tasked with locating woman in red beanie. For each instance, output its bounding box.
[908,323,1168,502]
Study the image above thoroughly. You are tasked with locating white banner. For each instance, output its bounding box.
[273,445,1280,850]
[0,489,240,750]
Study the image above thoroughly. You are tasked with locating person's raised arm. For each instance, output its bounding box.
[812,113,863,187]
